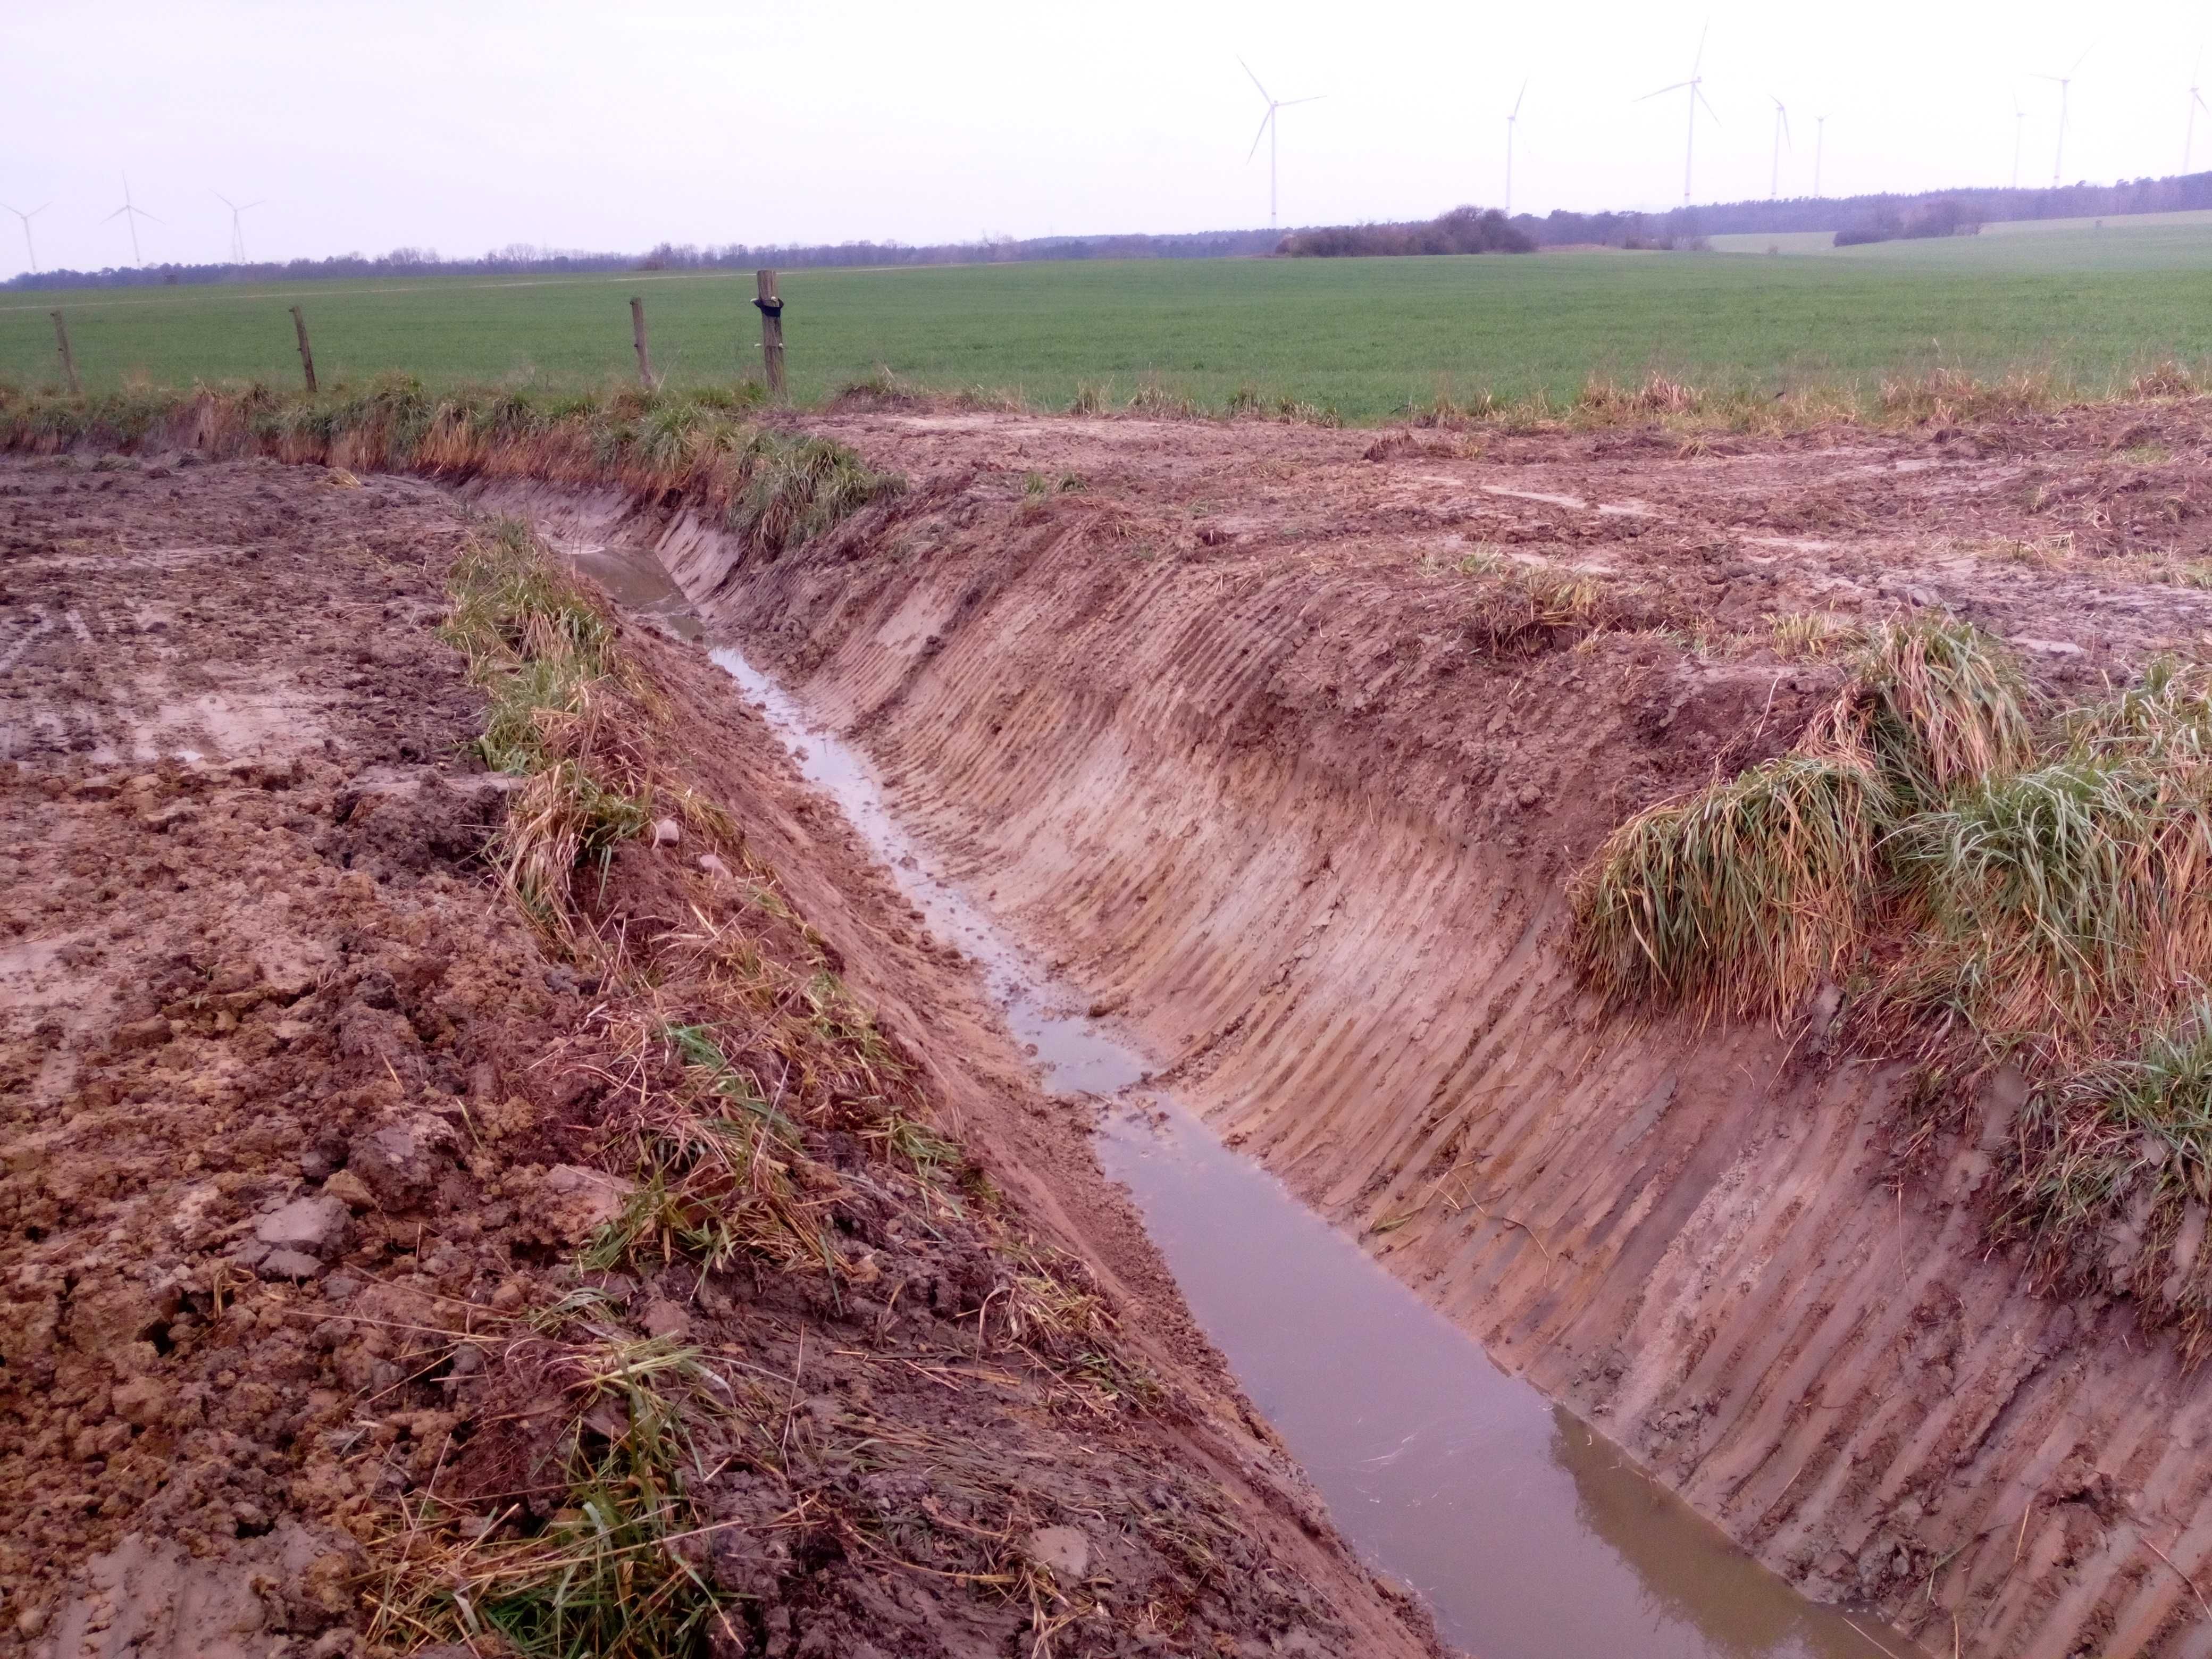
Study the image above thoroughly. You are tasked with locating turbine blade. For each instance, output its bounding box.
[2072,43,2093,73]
[1238,56,1272,104]
[242,200,264,211]
[103,205,129,221]
[1512,78,1528,118]
[1277,95,1322,107]
[1245,108,1273,163]
[1637,80,1692,101]
[215,191,234,208]
[1698,85,1722,123]
[1782,107,1792,145]
[1693,19,1709,73]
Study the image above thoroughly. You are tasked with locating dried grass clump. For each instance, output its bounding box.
[2131,360,2197,399]
[1876,367,2056,426]
[831,365,932,410]
[1399,382,1499,428]
[1576,372,1703,419]
[1573,745,1891,1018]
[1767,610,1864,661]
[1126,379,1201,420]
[1571,614,2026,1021]
[1464,562,1625,653]
[1848,614,2033,803]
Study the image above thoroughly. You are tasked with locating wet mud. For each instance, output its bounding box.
[0,454,1450,1659]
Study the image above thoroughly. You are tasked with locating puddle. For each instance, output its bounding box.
[560,539,707,642]
[557,533,1916,1659]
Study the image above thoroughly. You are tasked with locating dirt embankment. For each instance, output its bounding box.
[0,455,1447,1658]
[572,400,2212,1659]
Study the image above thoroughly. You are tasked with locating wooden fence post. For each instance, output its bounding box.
[289,305,318,393]
[49,310,80,396]
[753,270,785,400]
[630,296,657,389]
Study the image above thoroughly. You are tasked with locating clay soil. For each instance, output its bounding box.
[0,454,1446,1659]
[790,398,2212,869]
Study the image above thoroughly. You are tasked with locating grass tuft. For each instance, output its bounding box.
[1573,743,1891,1019]
[1846,614,2033,803]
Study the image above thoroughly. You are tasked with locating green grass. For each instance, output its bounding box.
[1572,630,2212,1355]
[11,234,2212,422]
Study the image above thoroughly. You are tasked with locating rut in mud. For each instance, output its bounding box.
[0,455,1447,1659]
[538,397,2212,1659]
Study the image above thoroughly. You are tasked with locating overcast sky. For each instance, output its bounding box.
[4,0,2207,278]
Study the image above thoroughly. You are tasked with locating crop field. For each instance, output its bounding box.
[1712,208,2212,272]
[6,210,2212,422]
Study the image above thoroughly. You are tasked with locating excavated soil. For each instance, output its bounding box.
[548,397,2212,1659]
[0,455,1446,1659]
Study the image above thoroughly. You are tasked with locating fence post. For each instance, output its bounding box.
[753,270,785,400]
[630,296,657,389]
[49,311,80,396]
[289,305,318,393]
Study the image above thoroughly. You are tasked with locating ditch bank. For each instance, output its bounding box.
[473,400,2212,1659]
[0,453,1449,1659]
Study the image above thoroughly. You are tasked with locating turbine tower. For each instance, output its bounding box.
[2187,53,2207,173]
[1814,114,1829,197]
[215,192,264,263]
[3,202,48,274]
[1769,95,1791,198]
[1505,79,1529,215]
[1637,23,1720,209]
[2036,47,2091,188]
[1239,58,1322,230]
[104,175,160,265]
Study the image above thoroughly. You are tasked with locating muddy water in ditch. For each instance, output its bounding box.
[563,537,1909,1659]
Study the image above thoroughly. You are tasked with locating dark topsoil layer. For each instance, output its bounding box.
[0,456,1446,1659]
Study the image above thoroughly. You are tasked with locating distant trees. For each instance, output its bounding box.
[1833,199,1980,247]
[12,165,2212,294]
[1278,206,1535,257]
[1,227,1288,292]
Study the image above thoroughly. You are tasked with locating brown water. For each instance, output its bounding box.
[559,532,1919,1659]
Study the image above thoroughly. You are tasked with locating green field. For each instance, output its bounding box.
[8,211,2212,423]
[1711,209,2212,272]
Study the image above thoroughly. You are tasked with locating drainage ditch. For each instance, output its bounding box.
[561,529,1914,1659]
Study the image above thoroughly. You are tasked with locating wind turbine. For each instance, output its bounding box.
[215,192,264,263]
[2,202,48,274]
[1814,114,1829,196]
[2012,97,2027,189]
[1637,23,1720,209]
[1769,95,1791,198]
[1505,79,1529,216]
[2035,46,2091,188]
[1239,58,1321,230]
[2186,53,2207,173]
[104,175,159,265]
